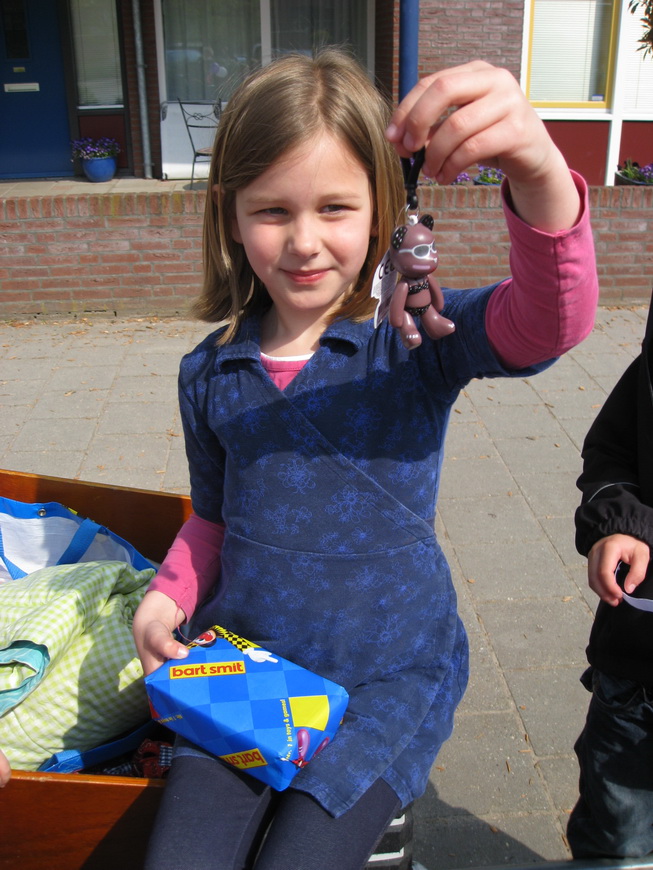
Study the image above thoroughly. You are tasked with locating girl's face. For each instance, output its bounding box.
[229,131,375,328]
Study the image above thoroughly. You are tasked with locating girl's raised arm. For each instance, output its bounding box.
[385,60,580,234]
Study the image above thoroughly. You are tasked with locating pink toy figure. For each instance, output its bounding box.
[388,213,455,350]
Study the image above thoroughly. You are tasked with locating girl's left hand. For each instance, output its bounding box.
[386,60,581,232]
[133,590,189,676]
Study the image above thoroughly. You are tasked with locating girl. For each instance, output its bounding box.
[133,49,597,870]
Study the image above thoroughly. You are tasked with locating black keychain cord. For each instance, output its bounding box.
[400,147,426,212]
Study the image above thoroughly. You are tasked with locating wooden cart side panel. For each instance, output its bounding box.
[0,469,192,563]
[0,771,165,870]
[0,470,187,867]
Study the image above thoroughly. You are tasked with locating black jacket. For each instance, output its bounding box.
[575,301,653,685]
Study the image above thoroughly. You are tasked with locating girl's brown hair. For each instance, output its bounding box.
[196,48,405,343]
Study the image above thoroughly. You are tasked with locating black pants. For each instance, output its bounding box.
[567,667,653,858]
[145,754,401,870]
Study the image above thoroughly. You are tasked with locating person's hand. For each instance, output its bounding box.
[0,749,10,787]
[133,590,189,676]
[386,60,580,232]
[587,534,650,606]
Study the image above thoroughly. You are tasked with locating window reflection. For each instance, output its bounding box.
[1,0,29,60]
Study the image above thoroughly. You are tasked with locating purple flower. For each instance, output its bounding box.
[71,137,121,160]
[641,163,653,182]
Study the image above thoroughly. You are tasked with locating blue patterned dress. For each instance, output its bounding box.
[178,283,553,817]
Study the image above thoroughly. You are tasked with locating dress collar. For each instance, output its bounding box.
[213,315,370,371]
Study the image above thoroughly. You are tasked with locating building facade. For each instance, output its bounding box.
[1,0,651,186]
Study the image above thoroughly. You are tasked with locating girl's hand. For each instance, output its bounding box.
[133,590,189,676]
[0,749,10,787]
[385,60,581,233]
[587,534,650,606]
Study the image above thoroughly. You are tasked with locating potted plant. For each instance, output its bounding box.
[473,165,506,186]
[71,137,121,183]
[615,159,653,185]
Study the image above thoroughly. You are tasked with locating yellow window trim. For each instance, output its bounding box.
[525,0,621,109]
[531,100,609,109]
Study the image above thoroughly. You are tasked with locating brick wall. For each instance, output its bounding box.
[417,1,525,77]
[0,192,204,319]
[0,185,651,320]
[589,184,653,301]
[419,183,653,304]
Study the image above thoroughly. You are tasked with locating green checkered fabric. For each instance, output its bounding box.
[0,560,154,770]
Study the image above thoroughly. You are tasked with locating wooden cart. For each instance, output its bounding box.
[0,469,191,870]
[0,468,413,870]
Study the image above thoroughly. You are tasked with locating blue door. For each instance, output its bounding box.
[0,0,73,177]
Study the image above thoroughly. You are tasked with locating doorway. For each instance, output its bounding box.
[0,0,73,178]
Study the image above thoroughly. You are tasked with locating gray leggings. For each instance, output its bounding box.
[144,754,401,870]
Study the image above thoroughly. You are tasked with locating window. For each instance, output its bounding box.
[1,0,29,59]
[270,0,367,63]
[162,0,259,103]
[527,0,618,106]
[70,0,123,107]
[162,0,369,103]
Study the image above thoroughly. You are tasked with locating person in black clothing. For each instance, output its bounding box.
[568,299,653,858]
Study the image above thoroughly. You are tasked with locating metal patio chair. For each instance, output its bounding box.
[177,98,221,188]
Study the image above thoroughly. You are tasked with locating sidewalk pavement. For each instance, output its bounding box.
[0,306,650,869]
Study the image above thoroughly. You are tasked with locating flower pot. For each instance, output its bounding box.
[614,170,651,186]
[81,156,117,183]
[473,175,502,186]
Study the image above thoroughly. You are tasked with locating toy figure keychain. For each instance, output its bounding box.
[372,148,455,350]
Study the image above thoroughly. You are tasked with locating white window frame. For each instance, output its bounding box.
[522,0,653,184]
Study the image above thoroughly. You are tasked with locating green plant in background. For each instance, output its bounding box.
[451,167,506,185]
[474,166,506,185]
[629,1,653,58]
[617,158,653,183]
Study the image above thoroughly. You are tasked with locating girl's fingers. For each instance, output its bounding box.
[421,98,512,182]
[387,61,501,151]
[386,62,545,184]
[138,620,188,676]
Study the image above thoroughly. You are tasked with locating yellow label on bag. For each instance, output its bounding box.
[219,748,268,769]
[170,661,245,679]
